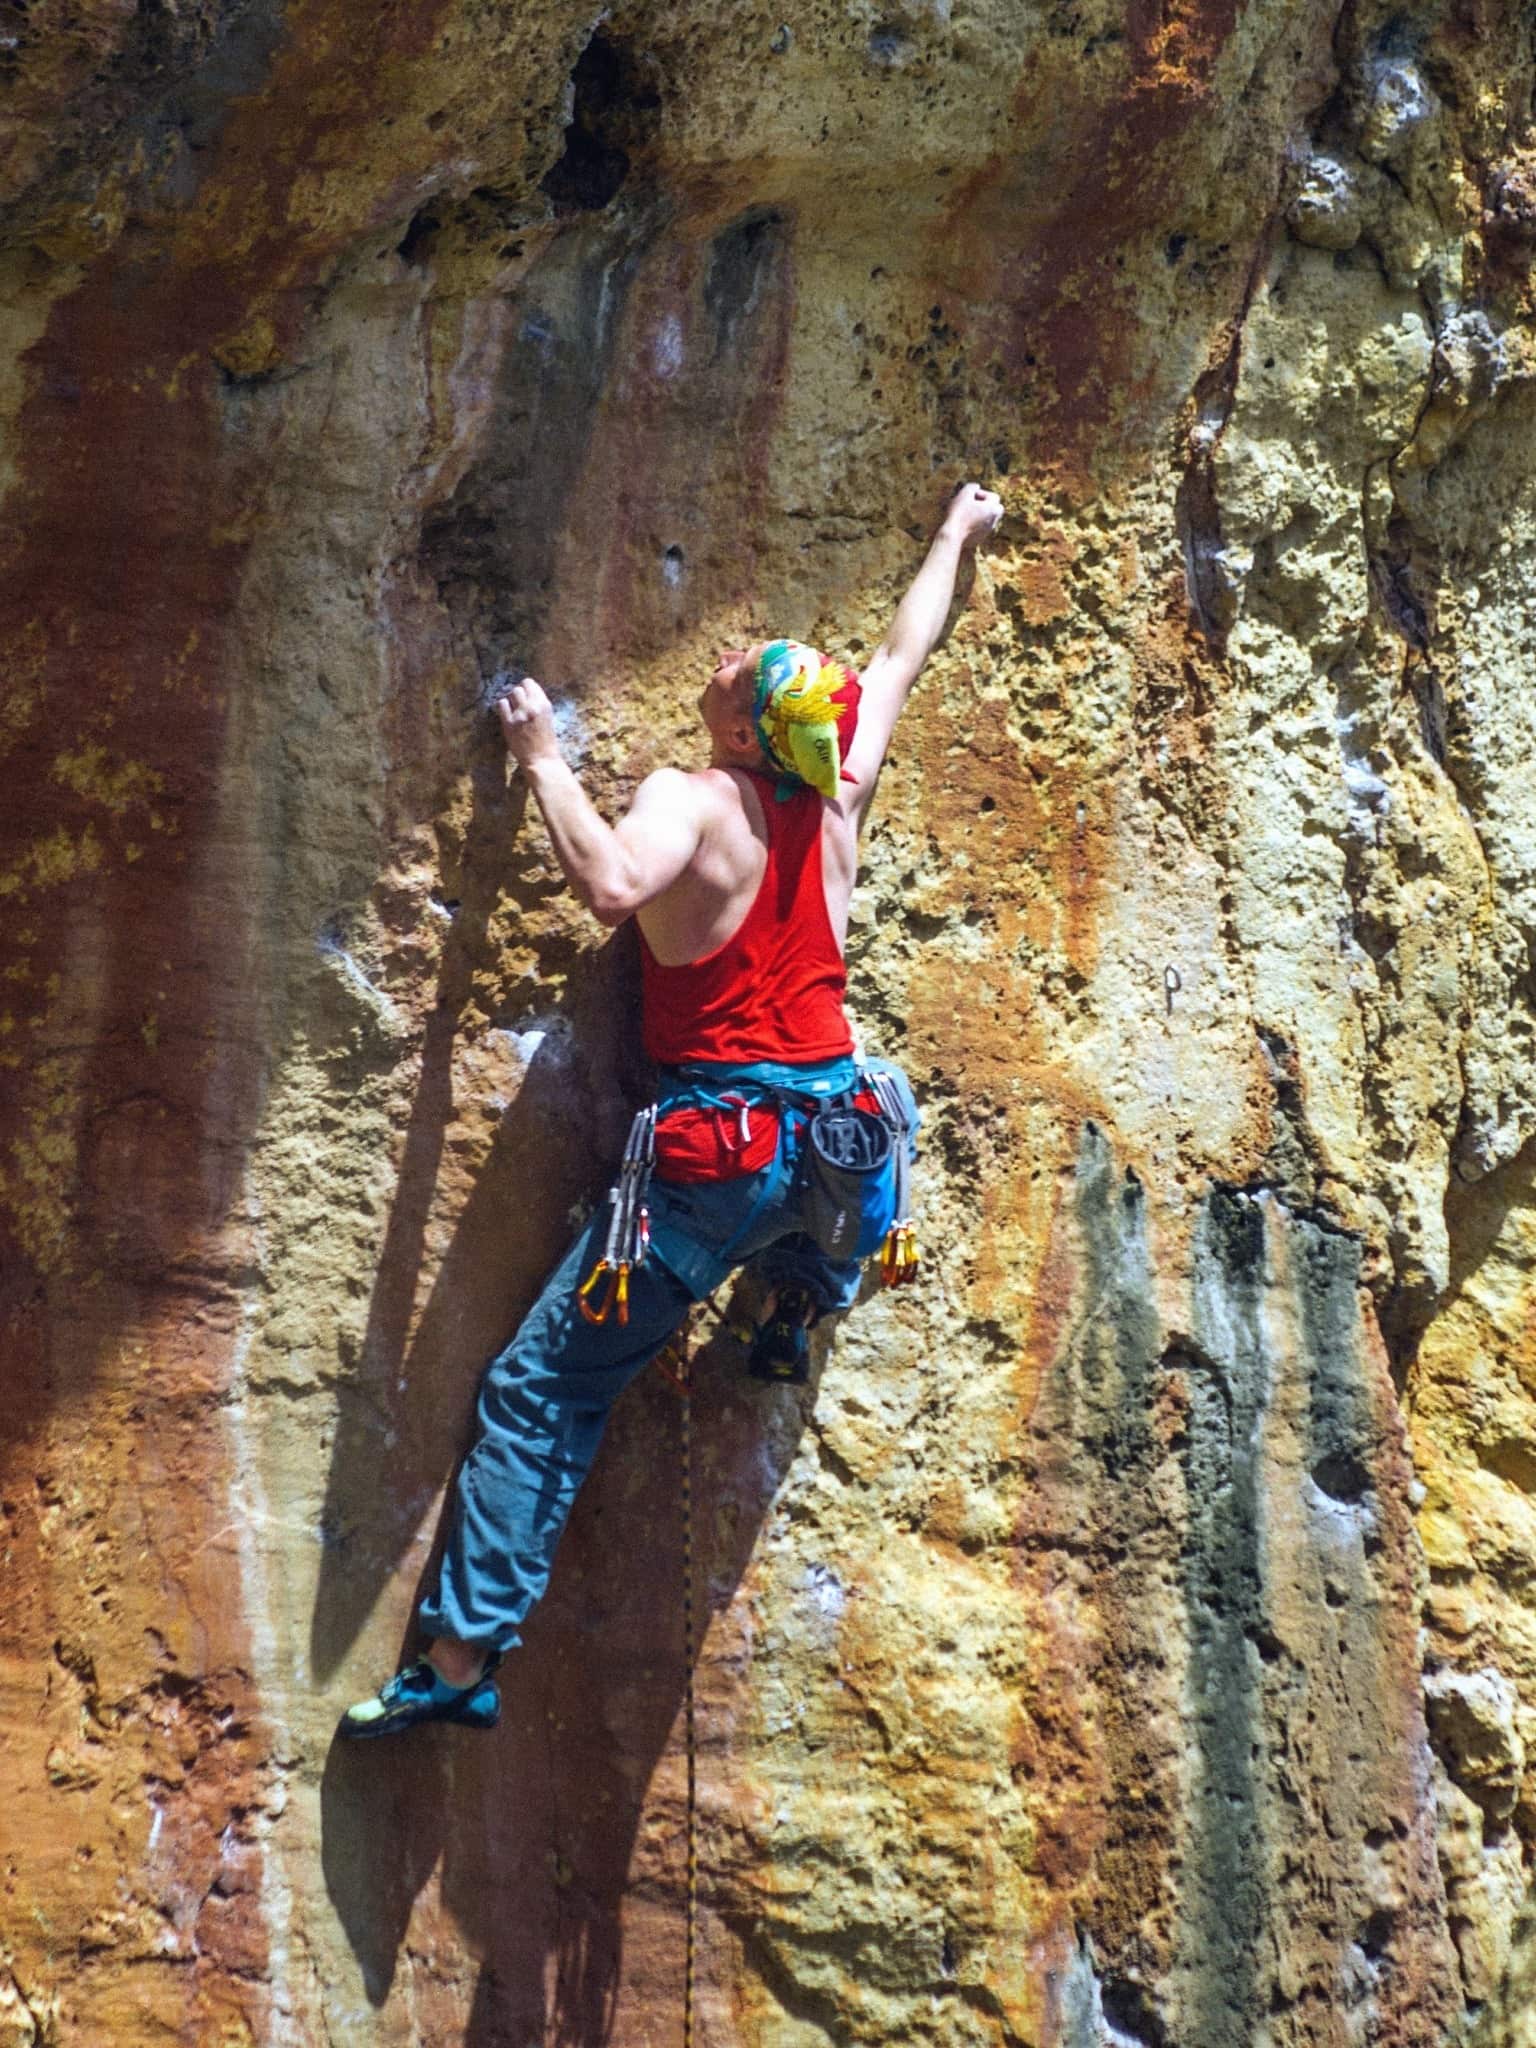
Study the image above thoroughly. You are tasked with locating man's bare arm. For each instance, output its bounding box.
[501,680,706,925]
[838,482,1003,818]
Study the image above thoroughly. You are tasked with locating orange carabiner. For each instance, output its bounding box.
[881,1223,920,1289]
[579,1260,620,1324]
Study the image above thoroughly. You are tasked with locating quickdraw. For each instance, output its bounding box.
[865,1066,920,1290]
[578,1105,657,1326]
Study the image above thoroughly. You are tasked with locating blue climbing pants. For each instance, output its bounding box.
[418,1055,918,1652]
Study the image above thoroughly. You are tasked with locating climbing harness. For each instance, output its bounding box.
[578,1105,657,1325]
[601,1054,918,1338]
[647,1061,921,1285]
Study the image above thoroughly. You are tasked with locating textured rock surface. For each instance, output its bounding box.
[4,0,1536,2041]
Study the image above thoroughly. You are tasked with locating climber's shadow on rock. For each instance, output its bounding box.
[312,988,618,2010]
[307,977,633,1690]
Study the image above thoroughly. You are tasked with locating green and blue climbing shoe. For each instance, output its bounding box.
[338,1656,500,1740]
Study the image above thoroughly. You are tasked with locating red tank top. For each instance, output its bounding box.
[639,772,854,1066]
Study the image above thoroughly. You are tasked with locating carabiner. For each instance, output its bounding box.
[896,1225,920,1285]
[881,1223,920,1289]
[579,1259,621,1324]
[718,1093,754,1152]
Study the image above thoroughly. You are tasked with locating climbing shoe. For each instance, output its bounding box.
[337,1656,500,1740]
[747,1286,816,1385]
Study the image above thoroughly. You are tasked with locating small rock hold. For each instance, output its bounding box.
[868,23,911,67]
[1435,307,1507,406]
[1487,159,1536,241]
[1341,761,1390,811]
[46,1742,102,1790]
[1423,1665,1525,1820]
[1360,58,1436,166]
[1287,156,1362,251]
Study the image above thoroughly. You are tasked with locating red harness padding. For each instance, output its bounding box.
[652,1085,888,1186]
[653,1098,781,1183]
[639,771,854,1069]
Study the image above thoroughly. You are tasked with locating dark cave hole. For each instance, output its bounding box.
[1311,1448,1371,1504]
[541,29,660,215]
[1101,1974,1169,2047]
[397,208,441,267]
[1360,1907,1395,1960]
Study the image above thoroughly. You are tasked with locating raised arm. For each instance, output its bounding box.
[500,679,707,925]
[838,482,1003,818]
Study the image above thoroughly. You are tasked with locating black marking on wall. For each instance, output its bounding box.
[1070,1128,1163,1498]
[420,206,661,681]
[1407,662,1447,767]
[1367,515,1435,652]
[1292,1207,1376,1516]
[1176,445,1236,652]
[1180,1185,1268,2043]
[702,208,789,364]
[1056,1129,1178,2047]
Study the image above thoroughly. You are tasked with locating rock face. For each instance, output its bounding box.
[3,0,1536,2042]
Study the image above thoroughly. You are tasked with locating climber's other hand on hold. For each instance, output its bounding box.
[497,677,562,769]
[941,482,1004,548]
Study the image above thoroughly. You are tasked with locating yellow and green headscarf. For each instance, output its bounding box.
[750,639,862,800]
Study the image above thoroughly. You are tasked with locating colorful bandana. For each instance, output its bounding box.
[750,639,861,799]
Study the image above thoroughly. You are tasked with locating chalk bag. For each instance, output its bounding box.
[803,1101,896,1262]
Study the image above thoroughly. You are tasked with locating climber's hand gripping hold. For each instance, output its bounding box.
[837,481,1002,821]
[496,676,562,768]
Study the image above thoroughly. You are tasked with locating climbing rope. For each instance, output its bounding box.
[656,1320,699,2048]
[680,1330,698,2048]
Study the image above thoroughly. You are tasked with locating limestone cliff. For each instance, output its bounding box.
[3,0,1536,2042]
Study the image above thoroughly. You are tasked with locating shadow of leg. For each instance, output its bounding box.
[319,1731,453,2007]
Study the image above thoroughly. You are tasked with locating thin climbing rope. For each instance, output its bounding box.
[663,1318,704,2048]
[679,1326,699,2048]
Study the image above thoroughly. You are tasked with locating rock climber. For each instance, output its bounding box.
[340,480,1004,1737]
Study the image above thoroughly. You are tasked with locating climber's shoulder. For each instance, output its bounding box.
[623,765,734,832]
[616,766,751,867]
